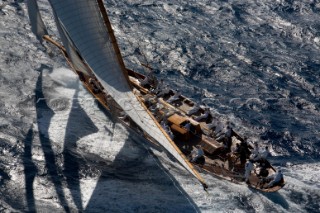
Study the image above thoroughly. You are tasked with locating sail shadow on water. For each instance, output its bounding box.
[85,118,200,212]
[62,86,99,212]
[35,68,70,212]
[22,127,37,212]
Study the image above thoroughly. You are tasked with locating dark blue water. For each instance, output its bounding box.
[110,0,320,212]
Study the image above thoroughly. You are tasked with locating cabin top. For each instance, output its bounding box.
[168,114,199,126]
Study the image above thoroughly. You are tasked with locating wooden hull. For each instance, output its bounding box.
[125,70,285,192]
[70,68,285,192]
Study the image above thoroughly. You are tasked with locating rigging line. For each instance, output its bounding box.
[124,32,154,76]
[137,42,153,73]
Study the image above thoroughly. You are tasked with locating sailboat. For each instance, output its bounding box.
[27,0,285,192]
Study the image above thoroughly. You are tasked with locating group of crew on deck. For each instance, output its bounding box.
[139,73,283,189]
[243,142,283,188]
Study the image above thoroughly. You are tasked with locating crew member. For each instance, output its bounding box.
[190,145,205,164]
[194,108,210,121]
[167,89,181,104]
[250,142,260,161]
[140,72,155,87]
[89,78,101,94]
[186,104,200,116]
[266,168,283,188]
[224,125,233,151]
[183,121,191,131]
[153,79,164,94]
[244,159,254,184]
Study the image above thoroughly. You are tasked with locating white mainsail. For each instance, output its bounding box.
[31,0,206,187]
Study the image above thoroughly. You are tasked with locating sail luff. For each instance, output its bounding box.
[27,0,48,43]
[96,0,132,87]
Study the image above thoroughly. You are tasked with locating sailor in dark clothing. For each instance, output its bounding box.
[140,71,155,88]
[238,144,248,166]
[258,161,269,177]
[89,78,102,94]
[240,138,252,158]
[221,125,233,152]
[153,79,163,94]
[190,145,205,165]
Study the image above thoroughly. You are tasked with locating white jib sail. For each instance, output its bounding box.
[48,0,206,187]
[27,0,48,43]
[54,17,92,76]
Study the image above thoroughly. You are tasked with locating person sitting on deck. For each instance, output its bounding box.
[215,123,233,150]
[160,118,169,129]
[153,79,164,94]
[250,142,260,161]
[190,145,205,164]
[140,72,155,87]
[240,137,252,156]
[167,89,181,104]
[256,146,270,162]
[206,120,216,130]
[215,121,231,139]
[118,111,130,124]
[233,143,246,166]
[214,121,225,138]
[182,121,192,131]
[118,111,128,120]
[89,78,102,94]
[149,102,160,113]
[266,168,283,188]
[224,125,233,150]
[156,83,171,97]
[257,160,270,178]
[244,159,254,184]
[231,143,241,163]
[186,104,200,116]
[164,125,174,139]
[194,107,210,121]
[160,119,174,139]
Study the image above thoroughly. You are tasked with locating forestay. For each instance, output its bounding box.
[47,0,206,187]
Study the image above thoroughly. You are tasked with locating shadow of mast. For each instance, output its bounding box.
[22,127,37,212]
[35,65,70,212]
[62,86,99,212]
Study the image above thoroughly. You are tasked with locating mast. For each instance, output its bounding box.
[96,0,132,87]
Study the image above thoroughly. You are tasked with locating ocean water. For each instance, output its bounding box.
[0,0,319,212]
